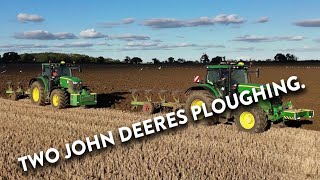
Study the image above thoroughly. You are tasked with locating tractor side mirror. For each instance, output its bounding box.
[256,68,260,78]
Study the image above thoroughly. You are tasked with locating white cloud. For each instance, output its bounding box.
[101,18,135,27]
[17,13,44,22]
[294,19,320,27]
[110,34,150,41]
[233,35,305,42]
[54,42,94,48]
[79,29,106,39]
[143,14,246,29]
[122,18,135,24]
[14,30,77,40]
[256,16,269,23]
[119,42,225,51]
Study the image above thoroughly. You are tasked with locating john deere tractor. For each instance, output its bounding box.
[185,62,314,133]
[6,61,97,109]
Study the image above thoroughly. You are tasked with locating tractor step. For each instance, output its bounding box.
[282,109,314,120]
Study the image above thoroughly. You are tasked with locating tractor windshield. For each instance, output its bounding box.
[52,66,71,77]
[59,66,71,76]
[230,69,248,84]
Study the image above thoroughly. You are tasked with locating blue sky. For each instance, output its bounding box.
[0,0,320,61]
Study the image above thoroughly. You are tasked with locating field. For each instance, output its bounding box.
[0,63,319,179]
[0,98,319,179]
[0,63,319,130]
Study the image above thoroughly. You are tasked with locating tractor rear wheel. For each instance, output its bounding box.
[50,89,68,109]
[234,105,268,133]
[185,91,218,125]
[30,81,45,106]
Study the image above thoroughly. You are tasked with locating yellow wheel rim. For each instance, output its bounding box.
[240,111,255,129]
[52,94,59,107]
[32,87,40,102]
[191,99,204,120]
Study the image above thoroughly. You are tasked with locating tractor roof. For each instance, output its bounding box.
[207,62,249,69]
[207,64,249,69]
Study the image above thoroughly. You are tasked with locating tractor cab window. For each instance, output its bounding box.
[51,65,71,77]
[206,69,220,85]
[42,66,51,77]
[230,69,248,84]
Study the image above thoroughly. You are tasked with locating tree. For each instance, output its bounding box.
[2,52,21,63]
[97,56,105,64]
[152,58,160,64]
[177,58,185,63]
[168,57,175,63]
[130,57,143,64]
[21,53,35,63]
[123,56,131,64]
[274,53,287,62]
[211,56,223,64]
[200,53,210,63]
[286,53,297,61]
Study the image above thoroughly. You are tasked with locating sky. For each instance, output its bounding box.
[0,0,320,61]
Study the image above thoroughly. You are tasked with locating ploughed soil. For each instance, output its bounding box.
[0,63,319,131]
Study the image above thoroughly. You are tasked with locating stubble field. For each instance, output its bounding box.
[0,63,319,179]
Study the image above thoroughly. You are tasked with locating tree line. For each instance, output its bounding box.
[0,52,318,64]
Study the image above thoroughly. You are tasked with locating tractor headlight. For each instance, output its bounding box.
[72,82,78,85]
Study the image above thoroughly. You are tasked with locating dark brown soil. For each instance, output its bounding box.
[0,63,319,130]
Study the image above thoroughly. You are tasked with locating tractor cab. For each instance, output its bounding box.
[206,62,255,96]
[42,61,80,78]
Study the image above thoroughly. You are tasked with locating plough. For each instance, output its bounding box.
[130,89,185,114]
[6,81,30,101]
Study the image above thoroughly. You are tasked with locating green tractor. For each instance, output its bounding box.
[185,62,314,133]
[6,61,97,109]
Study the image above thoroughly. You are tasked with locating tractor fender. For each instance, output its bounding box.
[185,85,221,98]
[29,78,43,87]
[29,77,48,92]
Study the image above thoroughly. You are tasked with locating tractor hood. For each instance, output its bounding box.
[237,83,264,94]
[60,76,83,83]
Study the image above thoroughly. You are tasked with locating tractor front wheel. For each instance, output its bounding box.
[185,91,218,125]
[50,89,68,109]
[234,105,268,133]
[30,81,45,106]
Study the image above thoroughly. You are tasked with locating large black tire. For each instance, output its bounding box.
[234,104,268,133]
[30,81,46,106]
[50,89,68,109]
[185,91,219,125]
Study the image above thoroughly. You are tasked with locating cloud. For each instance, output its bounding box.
[79,29,106,38]
[256,16,269,23]
[17,13,44,22]
[119,42,225,51]
[101,18,135,27]
[143,14,245,29]
[127,42,159,47]
[54,42,94,48]
[0,44,48,50]
[294,19,320,27]
[278,46,320,52]
[14,30,77,40]
[314,38,320,42]
[110,34,150,41]
[233,35,305,42]
[122,18,135,24]
[233,35,270,42]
